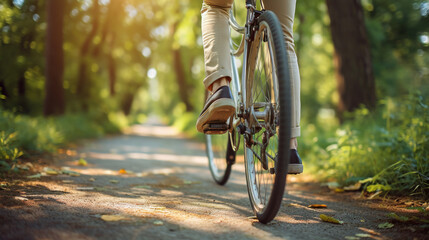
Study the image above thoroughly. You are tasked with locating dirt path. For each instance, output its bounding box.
[1,118,427,240]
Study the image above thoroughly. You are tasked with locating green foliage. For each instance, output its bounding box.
[363,0,429,97]
[0,131,23,172]
[0,110,127,173]
[302,93,429,197]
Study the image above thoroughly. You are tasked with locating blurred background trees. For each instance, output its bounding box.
[1,0,427,120]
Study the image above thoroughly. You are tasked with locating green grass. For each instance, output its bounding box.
[0,110,129,173]
[300,93,429,198]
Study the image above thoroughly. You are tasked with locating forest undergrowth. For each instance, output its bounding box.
[300,93,428,198]
[0,110,129,174]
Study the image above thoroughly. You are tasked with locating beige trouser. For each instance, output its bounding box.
[202,0,301,138]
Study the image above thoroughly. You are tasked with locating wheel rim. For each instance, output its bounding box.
[207,134,229,180]
[245,22,280,212]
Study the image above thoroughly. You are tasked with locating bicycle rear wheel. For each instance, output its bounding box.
[206,133,235,185]
[244,11,291,223]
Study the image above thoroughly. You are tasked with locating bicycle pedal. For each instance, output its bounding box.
[203,123,228,134]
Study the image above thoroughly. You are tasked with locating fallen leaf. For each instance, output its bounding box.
[334,188,345,193]
[27,173,42,179]
[89,178,95,182]
[101,215,129,222]
[61,169,81,176]
[119,169,127,174]
[170,184,180,188]
[366,184,391,193]
[308,204,327,208]
[16,164,30,171]
[326,182,340,190]
[356,233,372,237]
[387,213,409,222]
[368,191,382,199]
[43,167,59,175]
[320,214,343,224]
[78,158,87,166]
[183,180,192,185]
[62,180,74,183]
[109,180,119,184]
[45,170,59,175]
[345,236,359,240]
[360,219,365,223]
[377,222,394,229]
[15,196,28,201]
[344,182,362,191]
[153,220,164,226]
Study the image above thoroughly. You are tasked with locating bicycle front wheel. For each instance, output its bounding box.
[244,11,292,223]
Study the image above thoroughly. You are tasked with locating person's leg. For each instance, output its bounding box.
[263,0,303,173]
[197,0,235,133]
[263,0,301,143]
[201,0,234,92]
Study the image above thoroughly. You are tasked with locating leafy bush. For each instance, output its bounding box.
[0,131,23,172]
[0,110,128,173]
[301,93,429,198]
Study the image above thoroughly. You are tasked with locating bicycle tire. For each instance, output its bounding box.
[244,10,291,223]
[206,133,235,185]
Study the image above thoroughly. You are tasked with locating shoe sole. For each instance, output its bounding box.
[288,164,303,174]
[196,98,235,134]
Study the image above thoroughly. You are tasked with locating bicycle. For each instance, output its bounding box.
[205,0,292,223]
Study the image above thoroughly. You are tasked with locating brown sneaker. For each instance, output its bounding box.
[196,86,235,134]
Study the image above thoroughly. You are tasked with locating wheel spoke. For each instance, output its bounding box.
[246,23,279,210]
[243,13,290,223]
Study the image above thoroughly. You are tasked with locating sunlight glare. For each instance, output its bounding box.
[420,34,429,45]
[13,0,24,8]
[141,47,151,57]
[125,5,138,18]
[99,0,110,5]
[147,68,157,79]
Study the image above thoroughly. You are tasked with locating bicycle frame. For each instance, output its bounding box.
[227,0,260,149]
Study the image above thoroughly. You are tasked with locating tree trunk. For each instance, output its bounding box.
[172,47,194,112]
[76,0,100,105]
[170,21,193,112]
[43,0,65,116]
[326,0,376,121]
[107,32,117,96]
[0,79,8,98]
[121,93,134,116]
[92,0,122,58]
